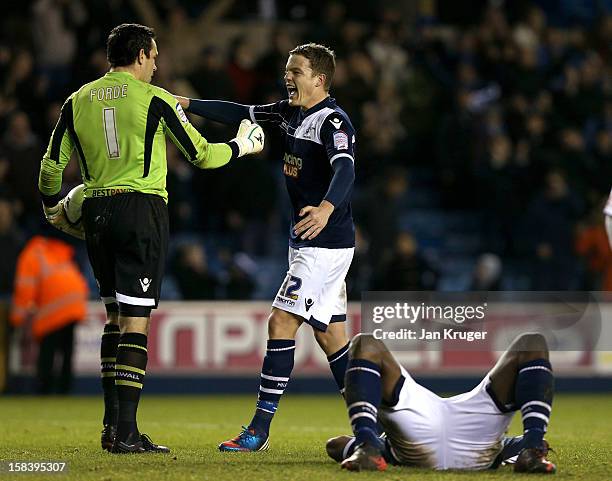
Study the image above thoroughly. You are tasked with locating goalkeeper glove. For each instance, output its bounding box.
[42,200,85,240]
[231,119,265,157]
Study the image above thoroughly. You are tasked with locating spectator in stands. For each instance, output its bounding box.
[436,89,479,207]
[129,0,235,77]
[373,232,438,290]
[3,50,47,133]
[10,224,88,393]
[0,195,24,298]
[189,46,236,101]
[255,28,297,94]
[226,37,261,103]
[475,134,519,255]
[166,145,197,234]
[359,82,407,176]
[556,128,594,199]
[355,167,407,267]
[2,111,43,232]
[525,171,584,289]
[470,253,503,291]
[32,0,83,99]
[223,252,256,300]
[172,243,219,300]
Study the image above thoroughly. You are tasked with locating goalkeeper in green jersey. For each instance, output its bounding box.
[38,23,265,454]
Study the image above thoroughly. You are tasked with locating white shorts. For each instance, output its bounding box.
[379,367,515,470]
[272,246,354,331]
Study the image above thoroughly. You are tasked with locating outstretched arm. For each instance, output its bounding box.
[176,96,291,126]
[177,96,250,125]
[159,92,263,168]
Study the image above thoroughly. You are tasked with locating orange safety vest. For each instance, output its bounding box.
[10,236,88,340]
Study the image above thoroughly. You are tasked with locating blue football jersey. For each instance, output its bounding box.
[249,97,355,249]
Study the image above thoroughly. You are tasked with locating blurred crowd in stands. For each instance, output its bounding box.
[0,0,610,301]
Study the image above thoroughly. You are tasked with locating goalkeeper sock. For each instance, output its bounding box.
[327,342,350,395]
[515,359,554,449]
[249,339,295,435]
[345,358,381,446]
[115,332,148,441]
[100,323,120,426]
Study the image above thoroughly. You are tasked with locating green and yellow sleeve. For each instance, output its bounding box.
[155,89,238,169]
[39,95,76,206]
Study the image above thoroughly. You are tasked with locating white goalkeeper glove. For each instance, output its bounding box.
[42,199,85,240]
[231,119,265,157]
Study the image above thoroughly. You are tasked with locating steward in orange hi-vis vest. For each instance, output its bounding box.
[10,236,88,340]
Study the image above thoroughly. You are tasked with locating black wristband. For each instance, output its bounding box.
[227,140,241,159]
[40,192,62,207]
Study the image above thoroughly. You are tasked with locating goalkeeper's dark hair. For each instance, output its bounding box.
[289,43,336,91]
[107,23,155,68]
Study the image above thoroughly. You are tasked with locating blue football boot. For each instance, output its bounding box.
[218,426,269,452]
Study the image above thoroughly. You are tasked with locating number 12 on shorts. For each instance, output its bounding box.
[282,275,302,300]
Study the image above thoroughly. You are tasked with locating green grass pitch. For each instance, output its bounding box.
[0,394,610,480]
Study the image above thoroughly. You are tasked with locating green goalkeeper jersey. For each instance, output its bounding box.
[39,70,234,203]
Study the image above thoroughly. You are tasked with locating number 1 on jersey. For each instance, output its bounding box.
[103,107,120,158]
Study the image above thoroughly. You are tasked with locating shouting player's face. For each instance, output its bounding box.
[285,54,325,109]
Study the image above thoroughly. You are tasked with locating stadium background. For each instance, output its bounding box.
[0,0,611,394]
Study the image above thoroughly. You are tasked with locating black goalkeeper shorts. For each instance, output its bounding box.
[82,192,168,316]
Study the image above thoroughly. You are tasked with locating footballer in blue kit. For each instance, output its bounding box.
[177,43,356,451]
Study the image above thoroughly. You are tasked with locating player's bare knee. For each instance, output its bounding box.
[314,325,347,354]
[314,328,332,351]
[349,333,386,362]
[268,309,300,339]
[268,311,289,338]
[119,316,149,335]
[513,333,549,363]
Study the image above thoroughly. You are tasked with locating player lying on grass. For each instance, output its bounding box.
[326,332,556,474]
